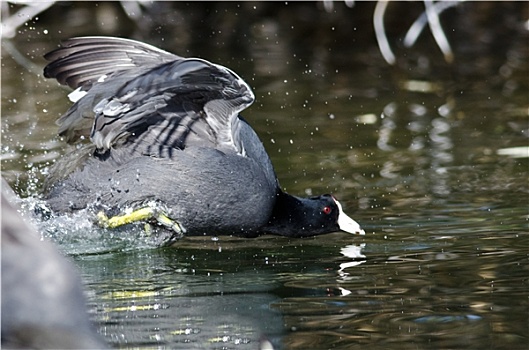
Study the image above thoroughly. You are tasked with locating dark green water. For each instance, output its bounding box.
[1,2,528,349]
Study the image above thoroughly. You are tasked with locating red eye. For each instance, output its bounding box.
[322,206,332,215]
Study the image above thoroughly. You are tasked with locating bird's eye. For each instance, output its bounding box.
[322,206,332,215]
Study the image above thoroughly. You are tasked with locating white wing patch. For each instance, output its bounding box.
[68,87,87,103]
[67,74,108,103]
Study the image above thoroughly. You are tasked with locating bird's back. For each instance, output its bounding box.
[43,37,279,236]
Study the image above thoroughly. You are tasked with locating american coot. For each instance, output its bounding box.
[43,37,364,243]
[1,179,107,348]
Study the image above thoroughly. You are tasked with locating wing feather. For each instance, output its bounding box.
[44,37,255,157]
[44,36,179,89]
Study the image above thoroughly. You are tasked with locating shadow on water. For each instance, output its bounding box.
[1,2,528,349]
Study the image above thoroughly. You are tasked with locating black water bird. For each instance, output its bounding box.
[1,179,107,348]
[43,37,364,243]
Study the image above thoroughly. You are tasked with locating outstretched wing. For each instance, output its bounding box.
[44,36,179,89]
[44,37,255,157]
[90,58,255,157]
[44,37,180,141]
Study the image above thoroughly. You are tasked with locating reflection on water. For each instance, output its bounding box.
[1,2,528,350]
[339,244,366,276]
[76,249,285,349]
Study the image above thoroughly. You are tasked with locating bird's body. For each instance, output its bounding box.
[43,37,364,242]
[45,136,276,237]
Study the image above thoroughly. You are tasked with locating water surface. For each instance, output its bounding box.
[1,2,528,349]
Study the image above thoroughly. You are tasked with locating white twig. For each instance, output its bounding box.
[404,1,459,48]
[1,1,55,39]
[373,0,396,65]
[423,0,454,63]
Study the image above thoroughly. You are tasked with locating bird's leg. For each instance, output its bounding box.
[97,207,153,228]
[96,203,185,240]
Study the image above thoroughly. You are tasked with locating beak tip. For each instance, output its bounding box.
[337,215,365,236]
[333,198,365,236]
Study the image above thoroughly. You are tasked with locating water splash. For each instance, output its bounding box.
[17,196,167,256]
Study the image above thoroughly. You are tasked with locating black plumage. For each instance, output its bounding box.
[43,37,364,241]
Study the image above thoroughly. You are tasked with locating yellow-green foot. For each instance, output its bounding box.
[96,203,185,240]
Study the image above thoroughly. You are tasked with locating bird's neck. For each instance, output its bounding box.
[264,191,312,237]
